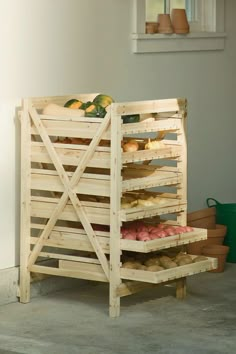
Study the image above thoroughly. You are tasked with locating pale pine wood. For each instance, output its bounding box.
[31,264,108,283]
[19,94,214,317]
[109,107,123,318]
[117,280,173,297]
[31,141,111,169]
[120,256,217,284]
[28,105,111,279]
[19,100,31,303]
[120,228,207,253]
[176,107,187,226]
[39,252,100,264]
[30,235,110,254]
[31,118,111,140]
[122,145,182,164]
[30,93,98,110]
[121,118,181,135]
[114,98,186,116]
[120,202,187,222]
[31,171,110,196]
[176,277,187,299]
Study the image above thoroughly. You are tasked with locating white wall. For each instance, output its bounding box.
[0,0,235,269]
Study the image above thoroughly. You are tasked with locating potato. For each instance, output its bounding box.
[176,257,193,266]
[121,261,137,269]
[193,255,208,263]
[138,265,148,270]
[146,265,164,272]
[144,257,160,267]
[174,252,188,262]
[159,255,172,267]
[162,260,178,269]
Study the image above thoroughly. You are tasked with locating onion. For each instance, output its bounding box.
[122,140,139,152]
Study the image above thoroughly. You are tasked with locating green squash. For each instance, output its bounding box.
[85,103,107,118]
[93,94,114,108]
[64,98,83,109]
[121,114,140,124]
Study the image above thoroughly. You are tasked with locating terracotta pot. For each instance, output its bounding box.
[202,245,229,273]
[146,22,158,34]
[171,9,189,34]
[157,14,173,34]
[187,224,227,255]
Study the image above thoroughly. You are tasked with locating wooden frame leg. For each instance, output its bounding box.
[109,283,120,318]
[176,277,186,299]
[19,266,31,303]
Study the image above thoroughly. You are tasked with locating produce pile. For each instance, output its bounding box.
[121,193,168,209]
[122,252,207,272]
[122,138,164,152]
[64,94,114,118]
[42,94,114,118]
[121,220,193,241]
[121,250,208,271]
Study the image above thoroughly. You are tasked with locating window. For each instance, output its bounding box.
[132,0,226,53]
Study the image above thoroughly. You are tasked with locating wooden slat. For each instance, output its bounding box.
[116,280,173,297]
[39,252,100,264]
[30,234,110,254]
[31,223,110,238]
[31,171,110,196]
[30,93,98,110]
[59,260,108,282]
[31,142,111,169]
[113,98,186,116]
[31,118,110,140]
[31,197,110,226]
[30,263,109,283]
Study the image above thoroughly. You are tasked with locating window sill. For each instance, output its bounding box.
[132,32,226,53]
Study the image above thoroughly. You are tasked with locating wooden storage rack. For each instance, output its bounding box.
[19,94,217,317]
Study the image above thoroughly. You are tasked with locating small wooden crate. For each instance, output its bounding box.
[19,94,216,317]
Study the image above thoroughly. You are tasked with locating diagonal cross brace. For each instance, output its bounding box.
[27,104,111,279]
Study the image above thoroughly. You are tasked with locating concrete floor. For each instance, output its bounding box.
[0,264,235,354]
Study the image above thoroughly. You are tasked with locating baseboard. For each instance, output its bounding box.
[0,267,19,306]
[0,266,89,306]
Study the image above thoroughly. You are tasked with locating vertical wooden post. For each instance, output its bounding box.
[177,101,187,226]
[109,104,123,317]
[176,277,187,299]
[19,99,31,303]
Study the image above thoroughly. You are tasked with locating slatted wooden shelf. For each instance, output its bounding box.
[122,145,182,164]
[120,256,217,284]
[120,200,187,222]
[122,164,182,192]
[120,227,207,253]
[121,117,182,135]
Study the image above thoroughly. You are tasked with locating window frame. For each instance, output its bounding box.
[132,0,226,53]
